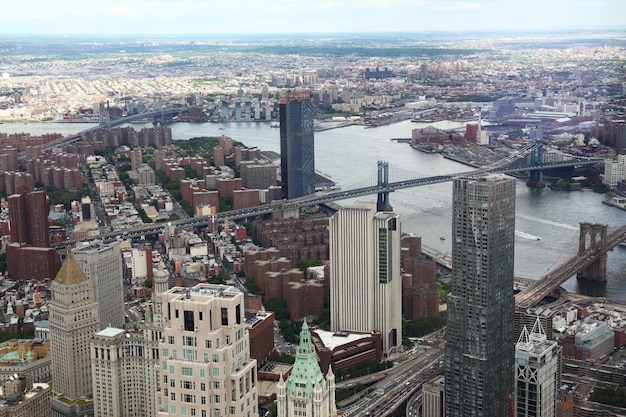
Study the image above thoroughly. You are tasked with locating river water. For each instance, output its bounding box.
[3,120,626,298]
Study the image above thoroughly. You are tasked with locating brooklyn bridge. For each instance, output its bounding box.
[515,222,626,308]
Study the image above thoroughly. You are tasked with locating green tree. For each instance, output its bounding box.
[293,259,323,271]
[277,354,295,364]
[117,163,132,173]
[590,387,626,407]
[439,281,451,303]
[403,336,414,349]
[218,270,230,282]
[404,312,447,338]
[244,221,254,237]
[346,359,388,378]
[179,200,193,216]
[137,206,153,223]
[0,328,35,344]
[0,253,6,274]
[312,288,331,329]
[266,298,289,321]
[183,165,199,179]
[43,185,90,209]
[244,279,262,295]
[219,196,233,212]
[279,320,302,344]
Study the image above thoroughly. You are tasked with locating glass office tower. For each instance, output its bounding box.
[279,89,315,199]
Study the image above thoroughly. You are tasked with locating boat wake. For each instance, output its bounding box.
[515,230,541,241]
[517,214,578,231]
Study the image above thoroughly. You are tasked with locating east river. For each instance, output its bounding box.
[3,120,626,299]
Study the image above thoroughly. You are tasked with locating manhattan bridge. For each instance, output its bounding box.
[48,121,626,308]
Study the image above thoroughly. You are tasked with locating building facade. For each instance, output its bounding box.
[155,284,258,417]
[0,340,51,383]
[240,160,277,190]
[401,234,439,320]
[309,328,382,374]
[603,154,626,188]
[279,90,315,199]
[329,202,402,356]
[245,310,275,368]
[0,376,51,417]
[49,253,100,417]
[445,175,516,417]
[91,328,158,417]
[276,321,336,417]
[515,319,561,417]
[5,244,57,281]
[422,375,446,417]
[8,190,49,248]
[90,263,169,417]
[73,240,125,329]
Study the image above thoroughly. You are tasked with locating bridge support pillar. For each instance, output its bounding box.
[272,206,299,220]
[377,161,392,212]
[98,107,111,128]
[526,142,545,188]
[577,222,608,282]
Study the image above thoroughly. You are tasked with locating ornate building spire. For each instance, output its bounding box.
[279,320,337,417]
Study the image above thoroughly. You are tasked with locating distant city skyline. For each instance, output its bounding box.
[1,0,625,35]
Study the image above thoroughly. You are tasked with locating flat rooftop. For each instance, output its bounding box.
[313,329,373,351]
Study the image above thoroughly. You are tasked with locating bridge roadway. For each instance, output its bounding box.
[39,107,183,152]
[515,224,626,308]
[421,244,452,270]
[304,158,602,206]
[52,157,603,250]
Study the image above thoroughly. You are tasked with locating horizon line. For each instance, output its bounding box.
[1,27,626,38]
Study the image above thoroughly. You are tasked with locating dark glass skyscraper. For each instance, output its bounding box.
[445,175,516,417]
[279,89,315,199]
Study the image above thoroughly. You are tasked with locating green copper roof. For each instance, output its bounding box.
[286,320,326,397]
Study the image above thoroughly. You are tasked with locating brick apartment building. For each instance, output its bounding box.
[401,235,439,320]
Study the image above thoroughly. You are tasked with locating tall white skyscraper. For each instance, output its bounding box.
[73,240,125,329]
[329,202,402,355]
[50,252,100,417]
[156,283,258,417]
[515,318,561,417]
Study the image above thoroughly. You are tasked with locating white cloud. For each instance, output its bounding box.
[110,6,136,17]
[0,0,624,34]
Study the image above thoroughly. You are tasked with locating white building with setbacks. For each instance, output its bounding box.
[329,202,402,356]
[156,284,258,417]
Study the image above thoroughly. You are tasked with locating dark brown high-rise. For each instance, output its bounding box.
[8,190,49,248]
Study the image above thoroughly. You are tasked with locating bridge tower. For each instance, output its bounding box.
[151,95,164,125]
[98,106,111,128]
[526,142,546,188]
[377,161,392,212]
[577,222,608,281]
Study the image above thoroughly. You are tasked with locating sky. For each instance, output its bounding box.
[0,0,625,35]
